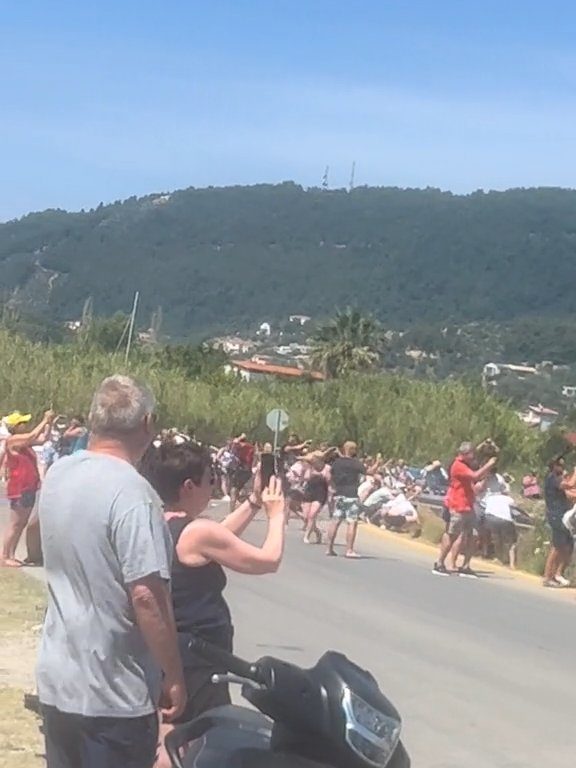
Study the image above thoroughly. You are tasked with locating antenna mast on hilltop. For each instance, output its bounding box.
[321,165,330,190]
[349,161,356,192]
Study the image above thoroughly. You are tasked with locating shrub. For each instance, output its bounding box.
[0,330,541,466]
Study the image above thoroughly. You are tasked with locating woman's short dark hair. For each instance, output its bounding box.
[141,441,212,504]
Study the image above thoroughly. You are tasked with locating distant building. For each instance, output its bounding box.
[227,359,325,383]
[483,362,539,387]
[289,315,311,326]
[258,322,272,336]
[519,404,559,432]
[151,194,171,206]
[562,386,576,398]
[212,336,256,355]
[274,343,312,357]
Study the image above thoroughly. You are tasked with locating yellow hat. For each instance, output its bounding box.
[4,411,32,427]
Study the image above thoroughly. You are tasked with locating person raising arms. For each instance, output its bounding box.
[1,409,54,567]
[433,441,497,578]
[140,441,286,768]
[326,441,375,559]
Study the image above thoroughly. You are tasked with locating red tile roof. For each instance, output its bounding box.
[231,359,326,381]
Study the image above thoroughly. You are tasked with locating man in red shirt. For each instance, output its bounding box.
[433,442,497,578]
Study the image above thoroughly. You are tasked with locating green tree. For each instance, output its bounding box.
[153,342,228,379]
[77,312,131,352]
[311,308,383,378]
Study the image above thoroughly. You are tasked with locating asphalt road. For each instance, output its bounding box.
[2,497,576,767]
[227,512,576,768]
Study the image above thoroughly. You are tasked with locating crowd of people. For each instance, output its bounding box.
[0,375,574,767]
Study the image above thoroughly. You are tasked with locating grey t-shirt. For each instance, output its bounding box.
[36,450,172,718]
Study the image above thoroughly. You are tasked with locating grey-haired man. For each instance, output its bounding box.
[37,375,186,768]
[433,441,497,578]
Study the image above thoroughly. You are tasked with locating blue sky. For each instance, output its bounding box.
[2,0,576,220]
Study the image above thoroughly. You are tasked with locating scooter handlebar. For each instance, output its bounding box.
[188,636,262,683]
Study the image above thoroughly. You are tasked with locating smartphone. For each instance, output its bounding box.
[261,452,276,488]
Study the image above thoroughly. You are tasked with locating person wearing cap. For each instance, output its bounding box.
[432,441,497,578]
[1,409,54,567]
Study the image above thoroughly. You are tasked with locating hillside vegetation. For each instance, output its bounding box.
[2,184,576,337]
[0,330,540,466]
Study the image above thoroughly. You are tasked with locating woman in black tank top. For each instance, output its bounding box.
[141,441,286,768]
[301,453,330,545]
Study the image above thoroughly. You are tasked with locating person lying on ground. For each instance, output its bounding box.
[373,486,421,535]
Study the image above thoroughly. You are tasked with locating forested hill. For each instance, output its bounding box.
[2,183,576,336]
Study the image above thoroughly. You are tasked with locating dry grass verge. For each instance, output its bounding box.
[0,570,46,768]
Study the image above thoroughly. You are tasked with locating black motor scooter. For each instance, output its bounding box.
[166,637,410,768]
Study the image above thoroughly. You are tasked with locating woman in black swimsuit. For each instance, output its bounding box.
[141,441,285,768]
[302,453,330,544]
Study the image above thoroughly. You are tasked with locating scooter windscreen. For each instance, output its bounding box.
[246,651,403,767]
[310,651,404,768]
[166,638,408,768]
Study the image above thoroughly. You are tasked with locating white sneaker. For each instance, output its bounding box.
[555,575,571,587]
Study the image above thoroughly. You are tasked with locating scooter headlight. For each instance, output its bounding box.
[342,687,401,767]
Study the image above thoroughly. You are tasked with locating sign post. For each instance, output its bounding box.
[266,408,290,455]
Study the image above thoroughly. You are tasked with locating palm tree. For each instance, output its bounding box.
[310,308,384,379]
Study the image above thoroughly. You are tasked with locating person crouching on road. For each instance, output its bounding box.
[140,441,286,768]
[1,409,54,567]
[433,441,497,578]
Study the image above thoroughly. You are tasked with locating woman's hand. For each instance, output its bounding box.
[251,466,263,507]
[262,476,285,519]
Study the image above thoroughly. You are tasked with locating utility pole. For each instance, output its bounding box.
[124,291,140,365]
[349,161,356,192]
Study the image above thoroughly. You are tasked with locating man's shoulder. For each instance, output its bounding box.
[450,458,472,478]
[46,452,157,502]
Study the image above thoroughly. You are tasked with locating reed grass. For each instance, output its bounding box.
[0,330,540,465]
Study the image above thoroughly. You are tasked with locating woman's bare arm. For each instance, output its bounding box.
[178,477,285,574]
[7,411,54,451]
[178,517,284,575]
